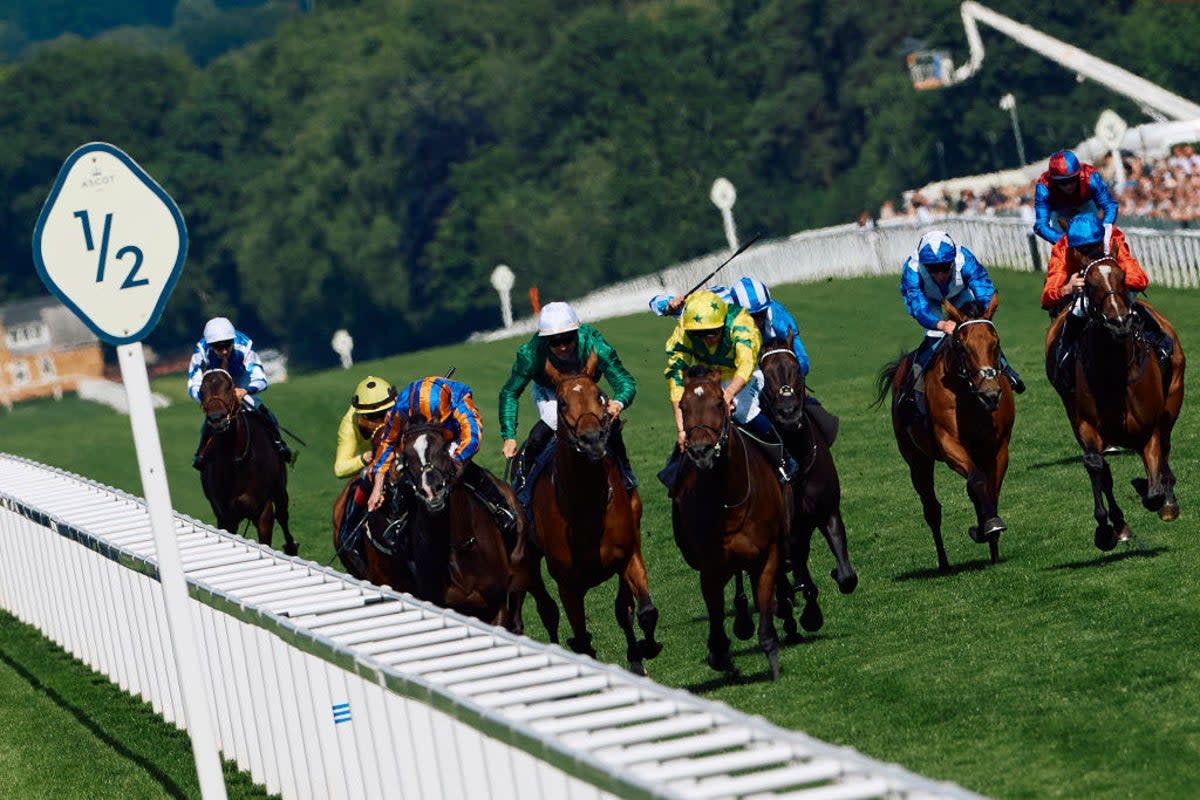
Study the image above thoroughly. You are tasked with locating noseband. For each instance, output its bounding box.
[200,369,239,432]
[759,346,805,421]
[948,319,1000,391]
[1080,258,1134,333]
[557,380,612,454]
[683,388,732,466]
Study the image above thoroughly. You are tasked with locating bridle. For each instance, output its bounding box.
[399,423,458,509]
[682,382,732,467]
[1079,257,1136,335]
[556,377,613,455]
[947,319,1000,393]
[759,346,806,427]
[200,369,239,433]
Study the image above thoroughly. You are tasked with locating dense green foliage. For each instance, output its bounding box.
[0,0,1197,367]
[2,269,1199,797]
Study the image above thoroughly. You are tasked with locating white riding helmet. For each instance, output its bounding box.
[203,317,236,343]
[537,302,580,337]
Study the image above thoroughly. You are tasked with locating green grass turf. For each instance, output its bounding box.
[3,269,1199,798]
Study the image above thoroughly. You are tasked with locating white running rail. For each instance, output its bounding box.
[0,454,983,799]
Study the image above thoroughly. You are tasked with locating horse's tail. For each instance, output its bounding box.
[871,356,905,410]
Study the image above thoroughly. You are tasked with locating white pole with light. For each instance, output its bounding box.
[491,264,515,328]
[710,177,739,252]
[998,93,1027,166]
[32,142,227,800]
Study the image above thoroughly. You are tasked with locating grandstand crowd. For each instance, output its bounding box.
[868,142,1200,228]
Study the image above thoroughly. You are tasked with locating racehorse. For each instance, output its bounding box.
[673,366,787,680]
[757,335,857,632]
[1045,257,1185,550]
[532,353,661,675]
[875,294,1014,571]
[198,369,298,555]
[340,419,559,634]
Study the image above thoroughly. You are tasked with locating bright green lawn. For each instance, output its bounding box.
[3,269,1199,799]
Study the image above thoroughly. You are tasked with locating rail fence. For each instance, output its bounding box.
[472,216,1200,342]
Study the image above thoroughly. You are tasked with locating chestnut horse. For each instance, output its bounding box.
[1045,257,1185,550]
[532,353,661,675]
[198,369,297,555]
[876,294,1014,571]
[333,420,559,635]
[758,336,857,632]
[673,366,786,680]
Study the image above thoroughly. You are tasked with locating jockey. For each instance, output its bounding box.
[661,290,791,483]
[333,376,396,554]
[366,376,517,534]
[1043,214,1169,388]
[898,231,1025,421]
[187,316,293,470]
[500,301,638,508]
[729,276,810,375]
[1034,149,1119,247]
[648,284,731,316]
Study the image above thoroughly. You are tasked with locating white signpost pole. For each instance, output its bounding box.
[491,264,515,328]
[710,177,739,252]
[32,142,227,800]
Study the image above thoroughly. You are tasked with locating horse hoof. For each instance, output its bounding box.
[705,651,735,673]
[567,636,596,658]
[629,661,647,677]
[284,542,299,556]
[767,652,781,682]
[800,604,824,633]
[1094,525,1119,552]
[639,640,664,660]
[1117,525,1135,542]
[733,611,755,641]
[967,526,986,544]
[833,568,858,594]
[983,517,1006,538]
[1159,502,1180,522]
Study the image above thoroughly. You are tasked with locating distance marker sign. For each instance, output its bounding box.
[33,142,187,345]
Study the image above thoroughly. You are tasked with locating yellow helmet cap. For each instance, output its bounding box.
[681,290,728,331]
[352,376,396,412]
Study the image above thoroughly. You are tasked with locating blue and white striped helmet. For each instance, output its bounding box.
[917,231,957,265]
[731,276,771,314]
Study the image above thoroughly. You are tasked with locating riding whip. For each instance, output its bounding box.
[683,232,764,298]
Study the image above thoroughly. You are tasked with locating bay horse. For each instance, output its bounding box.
[673,366,786,680]
[1045,257,1185,550]
[758,335,857,633]
[875,294,1014,571]
[198,369,297,555]
[533,352,661,675]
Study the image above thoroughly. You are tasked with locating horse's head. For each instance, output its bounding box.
[546,351,611,461]
[199,369,239,431]
[945,294,1005,411]
[398,420,458,512]
[679,366,730,470]
[1081,257,1135,337]
[759,333,806,432]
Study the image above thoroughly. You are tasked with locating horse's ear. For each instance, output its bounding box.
[983,292,999,320]
[787,329,795,350]
[584,350,599,380]
[544,359,564,385]
[707,368,722,383]
[944,300,966,324]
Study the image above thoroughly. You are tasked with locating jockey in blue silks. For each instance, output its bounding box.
[1034,149,1119,249]
[187,316,294,469]
[898,231,1025,419]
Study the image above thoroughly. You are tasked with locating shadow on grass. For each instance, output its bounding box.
[1028,448,1137,470]
[892,557,1000,582]
[1046,544,1168,570]
[682,662,782,692]
[0,648,187,799]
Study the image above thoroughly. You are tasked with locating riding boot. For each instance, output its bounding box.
[338,479,369,558]
[462,460,518,542]
[657,449,682,494]
[607,419,639,491]
[257,404,295,466]
[1054,313,1086,392]
[744,413,792,483]
[514,420,555,510]
[998,348,1025,394]
[192,420,212,471]
[1134,304,1174,362]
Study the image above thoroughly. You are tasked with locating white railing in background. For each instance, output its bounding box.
[472,216,1200,342]
[0,454,983,800]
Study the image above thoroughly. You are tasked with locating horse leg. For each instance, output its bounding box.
[613,578,646,676]
[700,570,734,674]
[557,579,595,658]
[276,501,298,557]
[820,508,858,594]
[774,568,799,643]
[1082,451,1129,550]
[790,516,823,633]
[940,438,1005,551]
[732,571,754,641]
[750,549,782,682]
[1138,426,1179,521]
[905,451,948,571]
[530,567,561,644]
[622,551,662,660]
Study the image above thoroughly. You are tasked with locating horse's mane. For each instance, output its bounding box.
[684,364,714,380]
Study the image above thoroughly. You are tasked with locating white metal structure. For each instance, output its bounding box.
[0,454,983,800]
[914,2,1200,122]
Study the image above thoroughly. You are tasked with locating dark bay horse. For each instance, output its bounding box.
[758,336,857,633]
[198,369,297,555]
[335,420,559,635]
[532,353,661,675]
[1045,257,1185,550]
[673,366,787,680]
[876,294,1014,571]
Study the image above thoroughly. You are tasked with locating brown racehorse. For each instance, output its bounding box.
[758,335,857,633]
[533,352,661,675]
[876,294,1015,571]
[1045,257,1185,550]
[198,369,298,555]
[673,366,786,680]
[335,420,559,635]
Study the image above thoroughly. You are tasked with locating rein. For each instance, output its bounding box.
[948,319,1000,389]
